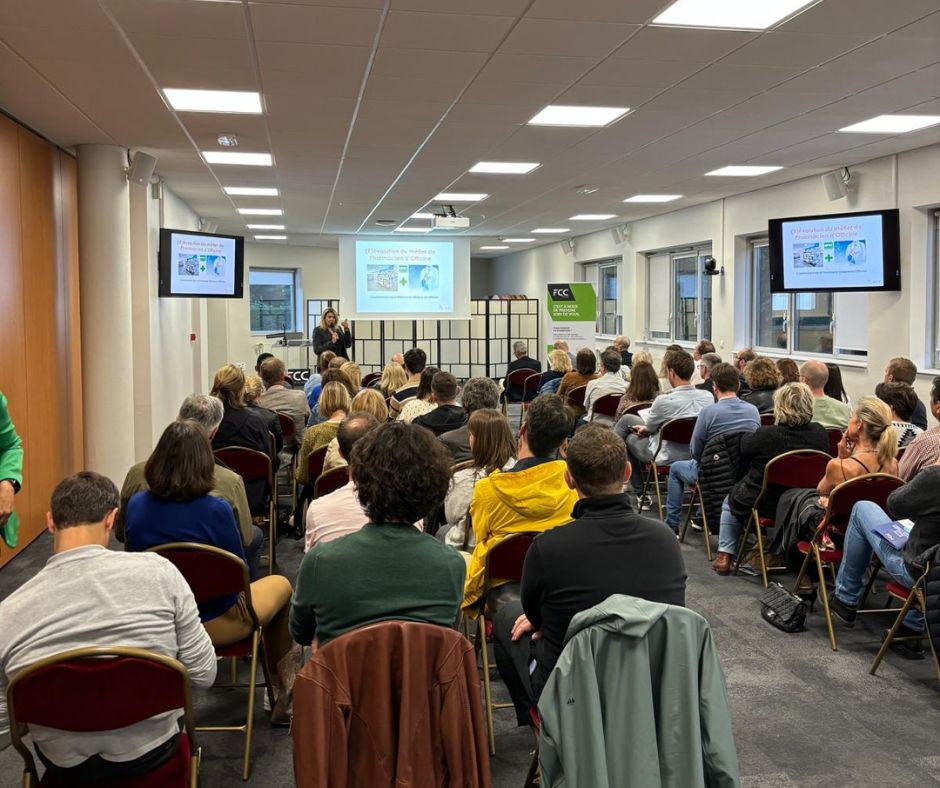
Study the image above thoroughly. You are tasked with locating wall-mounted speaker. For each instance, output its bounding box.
[611,224,631,245]
[126,151,157,185]
[821,167,852,201]
[561,238,575,255]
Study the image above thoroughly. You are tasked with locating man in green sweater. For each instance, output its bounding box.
[290,422,465,647]
[0,393,24,548]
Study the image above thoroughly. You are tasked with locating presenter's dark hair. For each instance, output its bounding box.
[145,420,215,502]
[404,347,427,375]
[524,394,571,458]
[51,472,119,529]
[350,422,451,523]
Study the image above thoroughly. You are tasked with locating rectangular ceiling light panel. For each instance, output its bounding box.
[839,115,940,134]
[238,208,283,215]
[623,194,682,203]
[164,89,262,113]
[203,151,273,166]
[528,105,629,127]
[224,187,279,196]
[653,0,815,30]
[706,165,782,176]
[469,161,540,174]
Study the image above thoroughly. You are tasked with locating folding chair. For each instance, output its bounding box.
[313,466,349,500]
[505,368,537,406]
[678,481,713,561]
[518,373,542,428]
[826,429,843,458]
[214,446,276,571]
[792,473,903,651]
[146,543,273,781]
[300,445,329,520]
[760,413,775,426]
[361,371,382,388]
[564,384,587,416]
[732,449,831,587]
[639,417,697,520]
[869,567,940,679]
[7,646,199,788]
[623,400,652,417]
[276,412,298,501]
[589,393,622,423]
[524,707,541,788]
[471,532,539,755]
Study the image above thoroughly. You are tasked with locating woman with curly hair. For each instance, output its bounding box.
[289,422,466,646]
[741,357,783,413]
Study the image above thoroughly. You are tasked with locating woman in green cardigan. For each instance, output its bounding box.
[0,392,24,547]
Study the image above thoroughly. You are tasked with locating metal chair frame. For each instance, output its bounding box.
[638,417,698,520]
[678,481,713,561]
[214,446,277,572]
[869,567,940,680]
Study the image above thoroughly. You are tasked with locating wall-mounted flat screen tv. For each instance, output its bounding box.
[158,228,244,298]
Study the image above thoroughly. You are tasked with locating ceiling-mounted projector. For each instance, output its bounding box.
[434,216,470,229]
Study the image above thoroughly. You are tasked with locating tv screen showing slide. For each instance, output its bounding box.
[338,237,471,320]
[768,209,900,293]
[158,228,244,298]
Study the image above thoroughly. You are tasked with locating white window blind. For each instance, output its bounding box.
[647,253,671,337]
[833,291,869,352]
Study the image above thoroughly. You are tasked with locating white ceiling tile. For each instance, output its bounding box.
[380,10,515,51]
[525,0,669,23]
[179,114,269,151]
[642,87,755,114]
[778,0,940,36]
[446,102,538,125]
[891,10,940,38]
[130,33,254,70]
[580,58,709,88]
[555,83,660,107]
[757,133,883,166]
[371,48,488,80]
[363,76,467,103]
[721,32,872,68]
[0,0,108,30]
[391,0,530,15]
[249,4,382,46]
[476,53,599,84]
[0,26,133,63]
[146,65,258,92]
[106,0,247,39]
[680,63,804,93]
[612,27,758,62]
[263,68,364,99]
[348,116,439,150]
[458,80,563,107]
[499,18,640,57]
[356,99,452,123]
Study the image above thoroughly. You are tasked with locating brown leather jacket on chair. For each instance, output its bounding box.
[291,621,492,788]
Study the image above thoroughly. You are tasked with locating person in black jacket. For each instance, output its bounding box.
[491,425,686,724]
[312,307,351,360]
[884,357,929,431]
[413,372,467,437]
[740,357,782,413]
[505,341,541,402]
[828,460,940,658]
[712,382,828,574]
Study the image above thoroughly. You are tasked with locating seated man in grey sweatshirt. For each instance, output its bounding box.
[0,472,217,782]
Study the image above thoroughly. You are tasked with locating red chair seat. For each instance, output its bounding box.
[528,707,540,730]
[484,619,494,639]
[758,517,773,528]
[885,580,911,600]
[214,638,254,658]
[795,540,843,563]
[39,733,192,788]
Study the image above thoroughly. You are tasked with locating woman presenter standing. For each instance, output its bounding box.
[312,307,352,361]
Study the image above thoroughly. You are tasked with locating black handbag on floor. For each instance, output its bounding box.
[760,582,807,633]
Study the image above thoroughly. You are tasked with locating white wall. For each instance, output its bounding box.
[492,143,940,407]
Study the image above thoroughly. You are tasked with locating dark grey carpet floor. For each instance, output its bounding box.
[2,491,939,787]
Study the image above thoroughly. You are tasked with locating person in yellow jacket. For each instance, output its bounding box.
[463,395,578,611]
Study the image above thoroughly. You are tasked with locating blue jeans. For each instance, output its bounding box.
[717,497,745,556]
[244,525,265,581]
[833,501,923,631]
[665,459,699,528]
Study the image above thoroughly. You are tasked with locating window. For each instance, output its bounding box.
[933,212,940,368]
[581,259,621,336]
[249,268,299,334]
[750,240,866,357]
[645,246,712,343]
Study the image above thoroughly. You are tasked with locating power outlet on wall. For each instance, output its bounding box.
[235,361,246,371]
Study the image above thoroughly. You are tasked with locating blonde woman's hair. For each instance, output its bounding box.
[468,409,516,474]
[773,382,815,427]
[318,381,351,419]
[379,362,408,396]
[340,361,362,391]
[632,350,653,367]
[243,374,264,404]
[549,349,572,374]
[854,395,898,468]
[351,388,388,422]
[211,363,246,409]
[319,307,338,331]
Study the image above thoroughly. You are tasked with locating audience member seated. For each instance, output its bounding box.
[399,366,440,424]
[766,397,898,576]
[584,347,626,424]
[657,344,684,392]
[391,352,405,367]
[304,350,334,405]
[290,422,465,647]
[776,358,800,384]
[311,307,351,360]
[463,395,579,612]
[664,363,761,534]
[259,356,310,448]
[389,348,426,420]
[549,340,576,369]
[296,382,350,486]
[556,348,599,419]
[615,351,714,492]
[491,426,686,725]
[876,382,924,448]
[123,421,296,719]
[614,335,632,369]
[414,371,466,436]
[690,340,716,385]
[244,374,284,457]
[800,359,851,430]
[505,341,541,402]
[614,360,660,420]
[884,357,928,430]
[711,383,828,575]
[898,376,940,482]
[741,357,783,413]
[734,348,757,394]
[339,361,362,393]
[328,356,346,371]
[824,363,850,405]
[377,361,407,398]
[304,413,386,551]
[0,472,217,781]
[538,350,571,395]
[323,389,388,473]
[439,409,516,550]
[696,352,722,397]
[828,456,940,656]
[255,352,277,379]
[307,368,354,427]
[116,394,260,573]
[440,377,500,463]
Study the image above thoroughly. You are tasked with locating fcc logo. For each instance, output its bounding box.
[548,283,574,301]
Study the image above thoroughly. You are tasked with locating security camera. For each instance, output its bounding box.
[703,256,720,276]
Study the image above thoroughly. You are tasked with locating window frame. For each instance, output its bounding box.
[580,258,622,338]
[932,211,940,369]
[644,245,713,345]
[248,267,302,336]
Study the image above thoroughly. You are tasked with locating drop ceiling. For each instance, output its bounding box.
[0,0,939,255]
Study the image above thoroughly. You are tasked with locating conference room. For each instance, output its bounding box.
[1,0,940,785]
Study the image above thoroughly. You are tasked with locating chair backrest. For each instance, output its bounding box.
[214,446,273,486]
[277,411,296,440]
[754,450,831,510]
[362,371,382,388]
[522,373,542,399]
[823,473,904,533]
[826,429,842,458]
[659,416,698,444]
[306,445,329,483]
[760,413,775,426]
[591,393,622,418]
[146,542,251,614]
[506,368,535,388]
[485,532,538,586]
[623,400,652,417]
[314,467,350,500]
[896,446,906,462]
[8,646,196,782]
[565,384,587,409]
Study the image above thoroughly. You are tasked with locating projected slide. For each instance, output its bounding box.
[355,241,454,314]
[168,232,237,296]
[779,214,885,290]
